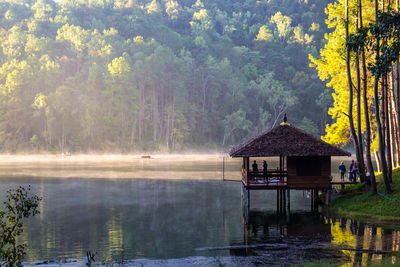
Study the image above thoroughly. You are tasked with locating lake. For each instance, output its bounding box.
[0,154,397,266]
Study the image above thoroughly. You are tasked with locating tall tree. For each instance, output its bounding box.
[359,0,377,193]
[345,0,363,178]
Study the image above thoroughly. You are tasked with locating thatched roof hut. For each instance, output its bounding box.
[229,123,350,158]
[230,116,350,190]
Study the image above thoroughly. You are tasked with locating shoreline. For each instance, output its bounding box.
[326,168,400,224]
[0,154,242,180]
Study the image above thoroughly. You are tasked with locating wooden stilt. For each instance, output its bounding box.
[282,189,286,214]
[286,189,290,214]
[326,188,331,205]
[313,189,318,212]
[276,190,279,214]
[241,183,249,224]
[311,189,314,211]
[247,189,250,210]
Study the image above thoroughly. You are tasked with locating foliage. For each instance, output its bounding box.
[0,0,333,152]
[0,186,41,266]
[310,0,375,147]
[347,11,400,78]
[328,168,400,220]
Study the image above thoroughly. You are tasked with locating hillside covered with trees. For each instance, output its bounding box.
[0,0,332,152]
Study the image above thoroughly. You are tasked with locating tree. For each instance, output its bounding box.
[222,109,251,146]
[0,186,41,267]
[255,25,273,42]
[248,72,296,132]
[270,11,293,42]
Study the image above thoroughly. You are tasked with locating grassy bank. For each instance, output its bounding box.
[297,258,400,267]
[327,168,400,222]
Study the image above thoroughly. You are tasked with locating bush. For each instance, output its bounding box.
[0,186,41,266]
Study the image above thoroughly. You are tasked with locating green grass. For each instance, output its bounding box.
[296,259,400,267]
[328,168,400,222]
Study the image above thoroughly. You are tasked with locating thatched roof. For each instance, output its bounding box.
[229,123,350,157]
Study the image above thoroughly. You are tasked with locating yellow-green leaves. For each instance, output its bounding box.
[255,25,273,42]
[108,56,130,79]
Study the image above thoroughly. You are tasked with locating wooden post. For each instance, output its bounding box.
[313,189,318,212]
[276,190,279,214]
[241,183,249,225]
[311,189,314,211]
[247,189,250,210]
[279,155,283,182]
[286,189,290,214]
[282,189,286,214]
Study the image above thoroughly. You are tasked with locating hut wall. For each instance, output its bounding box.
[287,156,330,189]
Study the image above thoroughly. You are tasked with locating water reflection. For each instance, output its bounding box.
[0,177,397,265]
[238,208,400,265]
[327,216,400,266]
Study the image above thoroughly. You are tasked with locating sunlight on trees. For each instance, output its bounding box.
[0,0,332,151]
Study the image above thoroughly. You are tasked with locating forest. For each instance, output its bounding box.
[312,0,400,193]
[0,0,332,152]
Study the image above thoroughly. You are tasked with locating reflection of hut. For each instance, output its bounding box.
[230,115,350,211]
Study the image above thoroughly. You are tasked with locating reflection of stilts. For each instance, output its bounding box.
[311,189,319,212]
[276,189,290,218]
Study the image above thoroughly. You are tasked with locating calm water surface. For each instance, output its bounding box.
[0,156,397,266]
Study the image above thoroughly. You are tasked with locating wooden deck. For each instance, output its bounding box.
[240,171,350,190]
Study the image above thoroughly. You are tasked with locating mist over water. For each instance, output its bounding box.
[0,155,396,266]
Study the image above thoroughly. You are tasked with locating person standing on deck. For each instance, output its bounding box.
[263,160,268,177]
[252,160,258,172]
[348,160,354,182]
[338,161,346,181]
[351,161,358,183]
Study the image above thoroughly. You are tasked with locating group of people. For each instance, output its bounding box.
[338,160,359,182]
[252,160,268,173]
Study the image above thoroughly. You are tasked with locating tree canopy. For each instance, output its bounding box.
[0,0,332,152]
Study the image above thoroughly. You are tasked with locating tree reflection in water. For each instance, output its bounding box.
[237,209,400,266]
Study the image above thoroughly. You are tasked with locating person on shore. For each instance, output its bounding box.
[351,161,358,183]
[252,160,258,172]
[263,160,268,176]
[348,160,354,182]
[338,161,346,181]
[365,171,371,191]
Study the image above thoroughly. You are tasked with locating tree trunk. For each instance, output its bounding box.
[152,87,159,143]
[359,0,377,193]
[355,15,366,182]
[384,75,393,182]
[374,149,382,173]
[374,0,391,194]
[389,70,397,168]
[345,0,362,179]
[397,0,400,168]
[391,68,399,167]
[138,82,143,142]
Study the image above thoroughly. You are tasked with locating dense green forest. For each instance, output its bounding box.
[0,0,332,152]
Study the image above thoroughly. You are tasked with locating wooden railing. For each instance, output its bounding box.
[244,170,288,186]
